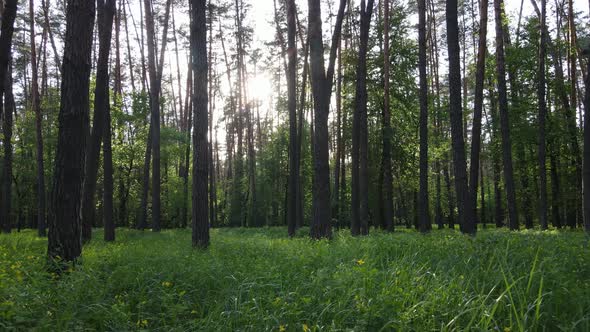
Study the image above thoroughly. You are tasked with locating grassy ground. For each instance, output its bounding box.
[0,227,589,331]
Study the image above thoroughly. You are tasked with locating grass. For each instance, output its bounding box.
[1,227,589,331]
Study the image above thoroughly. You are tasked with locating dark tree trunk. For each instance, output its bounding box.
[307,0,346,239]
[468,0,488,225]
[191,0,209,248]
[351,0,374,236]
[287,0,297,237]
[447,0,475,234]
[537,0,548,230]
[82,0,115,243]
[493,0,518,230]
[583,49,590,233]
[48,0,96,264]
[418,0,429,233]
[380,0,393,232]
[98,0,116,242]
[1,66,15,233]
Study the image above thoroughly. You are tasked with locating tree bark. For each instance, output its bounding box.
[380,0,393,232]
[418,0,429,233]
[493,0,519,230]
[286,0,297,237]
[191,0,210,248]
[351,0,374,236]
[1,66,14,233]
[82,0,116,243]
[447,0,475,234]
[28,0,48,237]
[537,0,548,230]
[48,0,95,264]
[583,53,590,233]
[307,0,346,239]
[468,0,488,226]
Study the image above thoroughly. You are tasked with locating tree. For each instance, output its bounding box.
[447,0,475,234]
[191,0,210,248]
[584,48,590,234]
[380,0,393,232]
[0,0,17,234]
[29,0,47,237]
[536,0,548,230]
[286,0,297,237]
[99,0,116,242]
[1,66,14,234]
[47,0,96,264]
[82,0,116,242]
[351,0,374,236]
[468,0,488,225]
[307,0,347,239]
[493,0,518,230]
[417,0,429,233]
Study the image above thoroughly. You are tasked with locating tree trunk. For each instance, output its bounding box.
[48,0,95,264]
[468,0,488,225]
[418,0,429,233]
[493,0,519,230]
[1,66,14,233]
[537,0,548,230]
[447,0,475,234]
[583,55,590,233]
[98,0,116,242]
[191,0,209,248]
[380,0,393,232]
[286,0,297,237]
[351,0,374,236]
[27,0,48,237]
[308,0,346,239]
[82,0,115,243]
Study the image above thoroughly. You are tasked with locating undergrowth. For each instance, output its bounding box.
[1,227,589,331]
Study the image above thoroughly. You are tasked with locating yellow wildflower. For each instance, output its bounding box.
[504,328,511,332]
[279,325,286,332]
[136,319,148,328]
[356,259,365,266]
[162,281,172,287]
[303,323,310,332]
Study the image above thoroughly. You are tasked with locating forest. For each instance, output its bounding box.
[0,0,590,330]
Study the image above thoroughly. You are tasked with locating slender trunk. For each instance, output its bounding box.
[468,0,488,225]
[494,0,519,230]
[1,66,14,233]
[584,45,590,233]
[418,0,429,233]
[287,0,298,236]
[351,0,374,236]
[29,0,47,237]
[381,0,393,232]
[447,0,474,234]
[191,0,210,248]
[307,0,346,239]
[537,0,548,230]
[48,0,95,264]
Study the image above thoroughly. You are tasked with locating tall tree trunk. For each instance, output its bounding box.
[447,0,475,234]
[493,0,519,230]
[418,0,429,233]
[48,0,96,264]
[28,0,47,237]
[468,0,488,225]
[380,0,393,232]
[191,0,209,248]
[307,0,346,239]
[98,0,116,242]
[82,0,116,243]
[583,54,590,233]
[537,0,548,230]
[351,0,374,236]
[1,66,14,233]
[287,0,298,237]
[142,0,172,232]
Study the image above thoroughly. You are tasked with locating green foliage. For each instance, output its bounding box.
[1,228,589,330]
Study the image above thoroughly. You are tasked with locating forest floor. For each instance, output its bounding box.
[1,227,589,331]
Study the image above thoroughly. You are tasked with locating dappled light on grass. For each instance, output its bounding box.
[0,228,589,330]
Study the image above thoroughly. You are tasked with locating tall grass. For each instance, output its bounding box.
[1,227,589,331]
